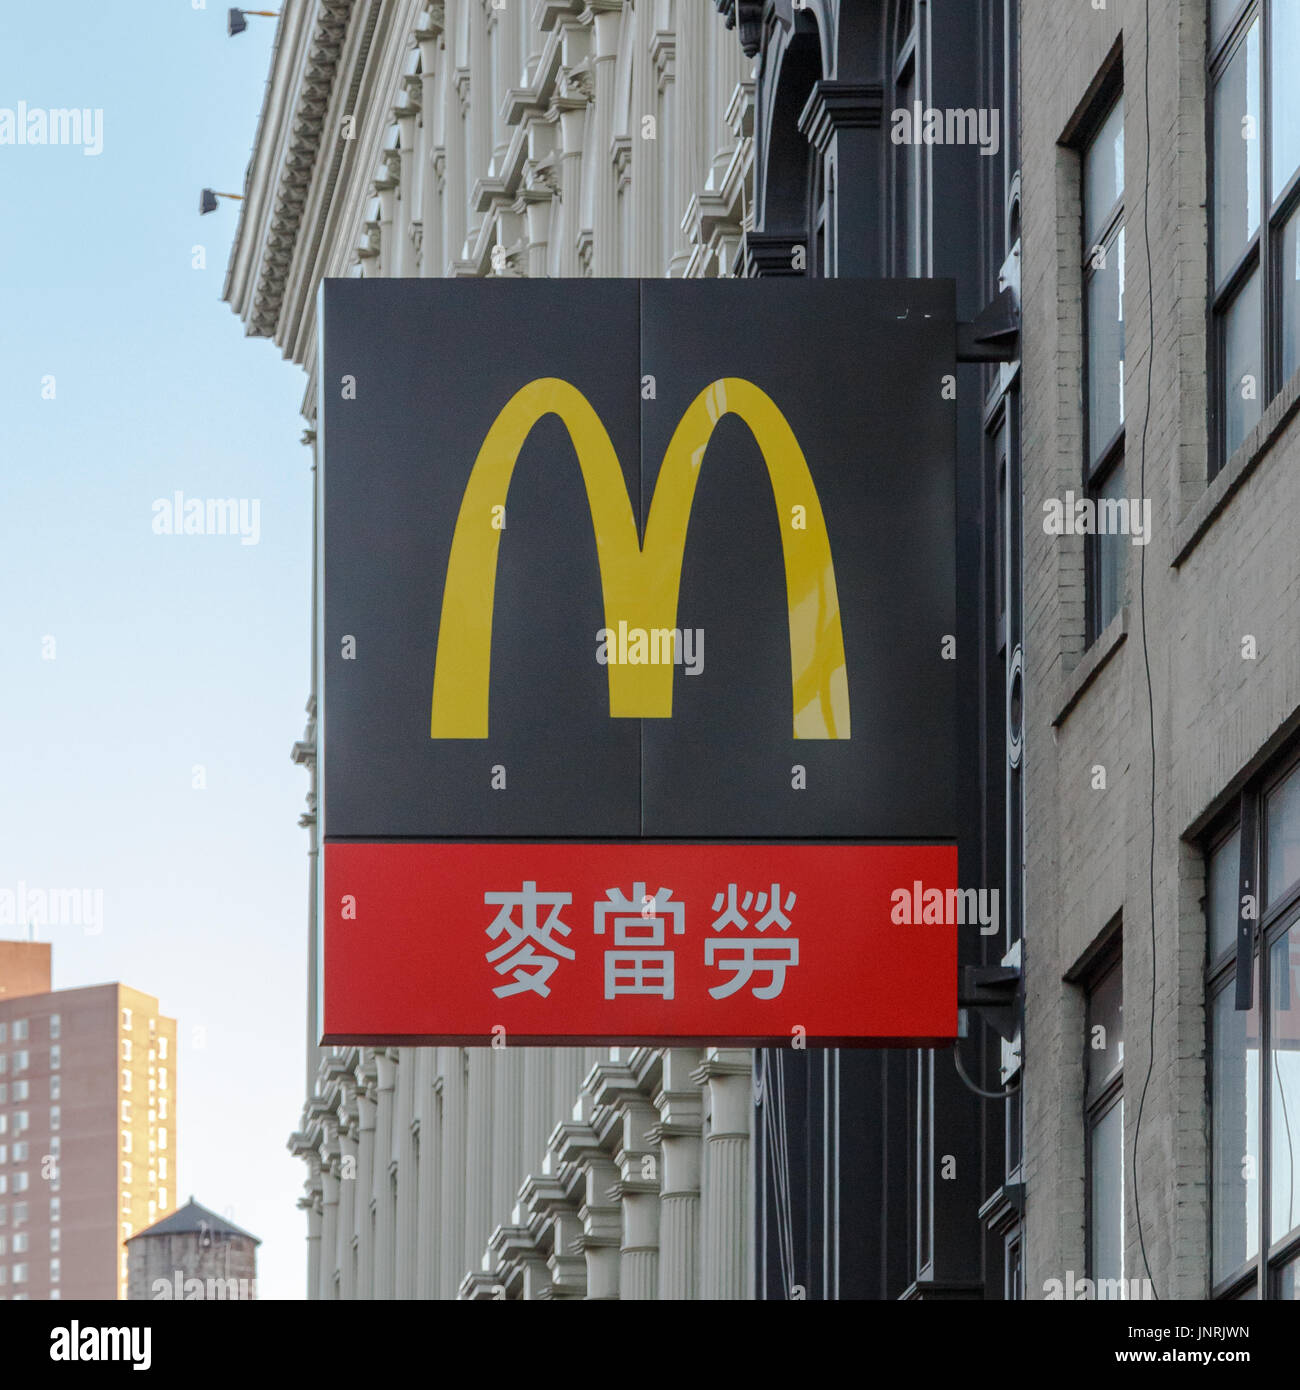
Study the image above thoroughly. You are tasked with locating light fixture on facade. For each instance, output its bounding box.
[228,8,279,37]
[199,189,244,215]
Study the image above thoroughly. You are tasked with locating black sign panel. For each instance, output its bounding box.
[320,278,956,842]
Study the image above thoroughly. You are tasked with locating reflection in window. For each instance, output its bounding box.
[1269,927,1300,1243]
[1209,3,1300,475]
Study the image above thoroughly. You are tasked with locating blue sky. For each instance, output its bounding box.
[0,4,311,1297]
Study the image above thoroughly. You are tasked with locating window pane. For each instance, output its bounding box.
[1209,827,1243,962]
[1084,96,1124,251]
[1087,959,1124,1099]
[1284,207,1300,385]
[1222,269,1262,458]
[1211,0,1243,51]
[1269,925,1300,1243]
[1212,973,1260,1281]
[1281,1254,1300,1299]
[1265,764,1300,905]
[1089,1096,1125,1285]
[1272,0,1300,198]
[1087,227,1125,465]
[1214,20,1261,285]
[1093,463,1126,632]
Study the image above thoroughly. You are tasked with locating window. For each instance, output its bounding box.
[159,1066,168,1091]
[48,1015,59,1040]
[159,1127,168,1151]
[13,1051,28,1074]
[12,1234,26,1254]
[122,1161,132,1183]
[0,1147,5,1164]
[0,1054,6,1073]
[1085,942,1125,1290]
[12,1263,25,1284]
[0,1024,6,1043]
[12,1082,27,1103]
[50,1046,60,1071]
[122,1070,131,1093]
[159,1157,168,1180]
[13,1174,27,1194]
[1209,1,1300,472]
[0,1085,6,1104]
[121,1130,132,1155]
[122,1008,132,1031]
[49,1137,59,1156]
[14,1112,27,1135]
[0,1177,6,1196]
[50,1107,59,1132]
[49,1198,59,1222]
[160,1187,168,1208]
[12,1143,27,1163]
[0,1237,5,1256]
[50,1228,59,1253]
[12,1021,26,1042]
[50,1077,60,1102]
[892,0,927,277]
[1080,88,1127,640]
[158,1097,168,1121]
[50,1257,59,1283]
[14,1203,27,1224]
[158,1035,168,1060]
[122,1038,132,1062]
[0,1205,6,1226]
[0,1115,6,1135]
[1207,747,1300,1296]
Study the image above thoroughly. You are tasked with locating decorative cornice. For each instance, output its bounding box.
[246,0,355,339]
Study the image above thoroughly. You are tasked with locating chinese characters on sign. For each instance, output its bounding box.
[324,842,956,1045]
[485,881,800,1002]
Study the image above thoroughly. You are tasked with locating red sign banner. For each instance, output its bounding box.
[324,842,957,1045]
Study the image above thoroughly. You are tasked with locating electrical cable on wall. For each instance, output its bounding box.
[1131,0,1160,1300]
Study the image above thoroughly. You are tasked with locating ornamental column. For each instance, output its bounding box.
[393,1055,416,1299]
[438,1046,467,1298]
[670,0,708,275]
[694,1048,752,1300]
[318,1114,340,1300]
[555,1101,621,1299]
[394,78,422,277]
[649,1048,704,1299]
[416,1048,441,1299]
[337,1121,359,1300]
[465,1047,493,1270]
[353,1058,376,1297]
[491,1046,524,1228]
[416,10,445,277]
[374,1051,397,1299]
[594,1061,661,1299]
[589,1,624,275]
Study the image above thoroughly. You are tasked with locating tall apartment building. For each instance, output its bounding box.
[0,944,178,1300]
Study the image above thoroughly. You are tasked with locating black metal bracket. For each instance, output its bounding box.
[958,964,1021,1042]
[956,286,1020,363]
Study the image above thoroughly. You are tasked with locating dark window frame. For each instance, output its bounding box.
[1207,0,1300,477]
[1205,741,1300,1299]
[1074,68,1127,645]
[1083,935,1125,1283]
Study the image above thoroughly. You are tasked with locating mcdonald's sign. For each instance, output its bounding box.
[320,278,960,1045]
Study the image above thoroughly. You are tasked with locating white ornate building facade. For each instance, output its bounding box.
[224,0,759,1299]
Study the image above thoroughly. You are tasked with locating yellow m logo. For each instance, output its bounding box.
[430,377,849,739]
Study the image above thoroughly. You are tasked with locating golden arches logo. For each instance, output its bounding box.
[430,377,850,739]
